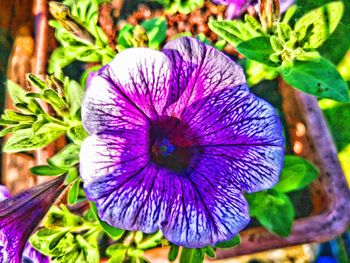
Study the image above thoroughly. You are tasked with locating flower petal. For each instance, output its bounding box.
[0,186,10,202]
[162,37,246,117]
[181,86,284,192]
[82,134,250,248]
[82,72,149,136]
[80,132,149,185]
[161,168,249,248]
[87,48,171,123]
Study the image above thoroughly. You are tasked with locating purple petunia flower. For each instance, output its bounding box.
[80,37,284,248]
[0,177,66,262]
[213,0,294,19]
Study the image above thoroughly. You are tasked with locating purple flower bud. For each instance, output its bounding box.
[0,176,66,262]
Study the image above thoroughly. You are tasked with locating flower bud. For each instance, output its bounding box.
[259,0,281,31]
[49,1,95,45]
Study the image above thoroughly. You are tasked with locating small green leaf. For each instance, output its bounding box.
[209,19,262,47]
[32,115,47,132]
[236,37,278,67]
[0,126,14,137]
[48,143,80,170]
[67,124,89,143]
[30,165,66,176]
[137,231,163,250]
[76,235,100,263]
[90,202,125,239]
[134,231,143,245]
[274,155,318,193]
[7,80,29,104]
[294,1,344,49]
[204,246,215,258]
[215,235,240,248]
[168,244,179,261]
[142,17,167,50]
[247,190,294,237]
[3,110,36,122]
[0,118,18,126]
[180,248,205,263]
[65,167,79,184]
[106,244,128,258]
[3,124,65,152]
[282,5,297,24]
[277,23,292,42]
[68,179,81,205]
[281,57,349,102]
[117,24,135,50]
[29,228,70,256]
[270,36,284,52]
[42,89,69,116]
[65,79,85,119]
[27,74,47,90]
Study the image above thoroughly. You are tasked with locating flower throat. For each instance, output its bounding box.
[150,116,195,173]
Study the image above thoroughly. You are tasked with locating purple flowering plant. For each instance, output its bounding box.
[4,0,349,262]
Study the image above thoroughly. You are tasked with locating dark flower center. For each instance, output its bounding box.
[150,116,196,173]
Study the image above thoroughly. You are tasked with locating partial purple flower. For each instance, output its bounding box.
[0,187,10,201]
[22,243,49,263]
[213,0,294,19]
[0,177,66,262]
[80,37,284,248]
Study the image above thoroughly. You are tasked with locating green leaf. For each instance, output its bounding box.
[66,167,79,184]
[117,24,135,50]
[246,60,279,86]
[42,89,69,116]
[277,23,292,42]
[180,248,205,263]
[27,74,47,90]
[65,79,85,119]
[30,165,66,176]
[106,244,128,263]
[294,1,344,49]
[209,20,251,46]
[281,57,349,102]
[142,17,167,50]
[319,1,350,64]
[48,143,80,170]
[274,155,318,193]
[3,110,36,122]
[215,235,240,248]
[168,244,179,261]
[68,179,81,205]
[237,37,278,67]
[137,231,163,250]
[204,247,215,258]
[90,202,125,239]
[45,205,83,228]
[67,124,89,143]
[247,190,294,237]
[6,80,29,104]
[30,228,70,256]
[0,126,14,137]
[3,124,65,152]
[76,235,100,263]
[270,36,284,52]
